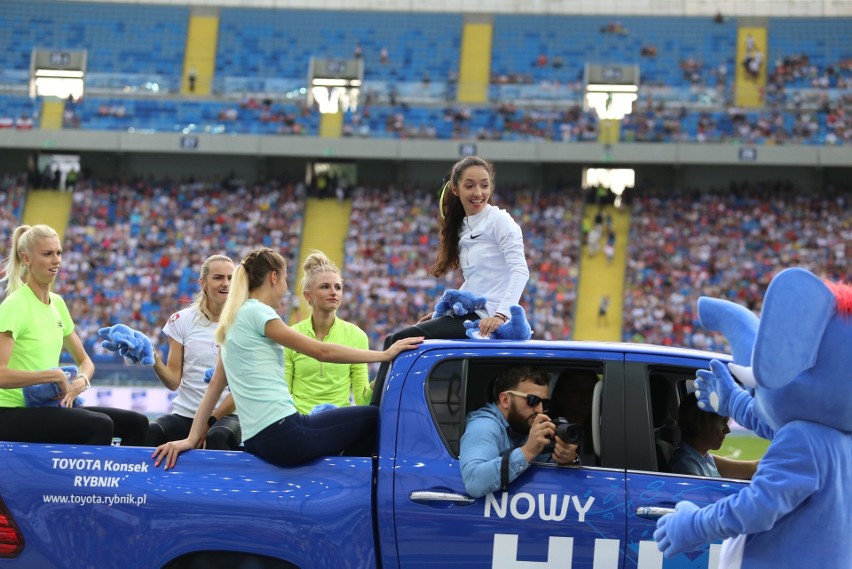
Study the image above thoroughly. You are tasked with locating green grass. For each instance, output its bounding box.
[718,433,770,461]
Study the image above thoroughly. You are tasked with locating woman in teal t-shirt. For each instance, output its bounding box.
[0,224,148,445]
[153,247,422,469]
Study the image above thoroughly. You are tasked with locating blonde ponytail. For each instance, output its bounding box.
[2,224,60,297]
[215,248,287,345]
[215,263,249,345]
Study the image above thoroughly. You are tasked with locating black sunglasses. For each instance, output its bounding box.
[504,390,550,410]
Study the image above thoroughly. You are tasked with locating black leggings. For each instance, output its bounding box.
[372,314,479,404]
[147,413,242,450]
[244,405,378,467]
[0,406,148,446]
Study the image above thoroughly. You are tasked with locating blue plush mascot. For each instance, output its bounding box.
[654,267,852,568]
[98,324,156,366]
[432,289,487,319]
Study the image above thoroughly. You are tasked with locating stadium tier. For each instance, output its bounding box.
[216,9,461,89]
[0,0,188,92]
[0,2,849,144]
[490,15,736,89]
[2,92,847,144]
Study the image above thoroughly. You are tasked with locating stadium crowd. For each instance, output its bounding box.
[622,182,851,350]
[3,173,851,368]
[340,184,582,350]
[1,175,583,361]
[0,173,28,262]
[57,177,305,360]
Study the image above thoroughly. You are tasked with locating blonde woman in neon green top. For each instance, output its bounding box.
[0,224,148,446]
[285,251,372,414]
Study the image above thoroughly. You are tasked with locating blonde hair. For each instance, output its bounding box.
[215,248,286,345]
[300,250,341,293]
[189,254,234,323]
[2,224,60,296]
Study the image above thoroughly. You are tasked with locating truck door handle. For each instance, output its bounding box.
[636,506,676,520]
[409,491,476,505]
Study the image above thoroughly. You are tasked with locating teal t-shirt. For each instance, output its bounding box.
[222,299,296,441]
[0,285,74,408]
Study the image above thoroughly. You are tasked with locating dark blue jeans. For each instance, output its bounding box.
[244,405,378,467]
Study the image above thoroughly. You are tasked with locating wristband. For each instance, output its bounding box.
[495,312,508,323]
[207,416,217,428]
[77,373,91,390]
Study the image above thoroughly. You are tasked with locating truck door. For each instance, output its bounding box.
[622,356,748,569]
[390,347,628,569]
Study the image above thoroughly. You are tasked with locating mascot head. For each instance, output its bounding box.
[698,267,852,433]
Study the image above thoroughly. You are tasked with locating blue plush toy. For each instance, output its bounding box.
[23,365,85,408]
[432,289,487,319]
[309,403,338,415]
[654,268,852,568]
[464,304,532,340]
[97,324,155,366]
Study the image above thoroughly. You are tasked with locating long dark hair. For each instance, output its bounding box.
[431,156,495,277]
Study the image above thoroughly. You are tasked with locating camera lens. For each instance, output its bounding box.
[556,421,583,446]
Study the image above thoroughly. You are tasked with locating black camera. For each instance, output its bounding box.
[554,417,583,446]
[544,417,583,453]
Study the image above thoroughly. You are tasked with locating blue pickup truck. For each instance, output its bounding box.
[0,340,743,568]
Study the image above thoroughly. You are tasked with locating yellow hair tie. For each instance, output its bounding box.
[438,180,451,220]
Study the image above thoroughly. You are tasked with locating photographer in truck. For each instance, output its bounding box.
[459,365,581,498]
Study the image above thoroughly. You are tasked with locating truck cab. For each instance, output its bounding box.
[385,339,743,569]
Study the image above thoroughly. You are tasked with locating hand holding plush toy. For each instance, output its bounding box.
[464,304,532,340]
[23,365,85,408]
[98,324,155,366]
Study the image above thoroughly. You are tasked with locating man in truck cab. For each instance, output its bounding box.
[459,365,580,498]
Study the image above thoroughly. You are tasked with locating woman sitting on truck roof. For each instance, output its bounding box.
[285,251,373,414]
[372,156,530,398]
[146,254,242,451]
[0,224,148,446]
[152,247,422,469]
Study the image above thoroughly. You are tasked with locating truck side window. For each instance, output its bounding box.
[648,367,699,472]
[650,376,679,472]
[550,368,602,466]
[426,359,465,458]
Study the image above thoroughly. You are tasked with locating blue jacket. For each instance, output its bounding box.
[459,403,546,498]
